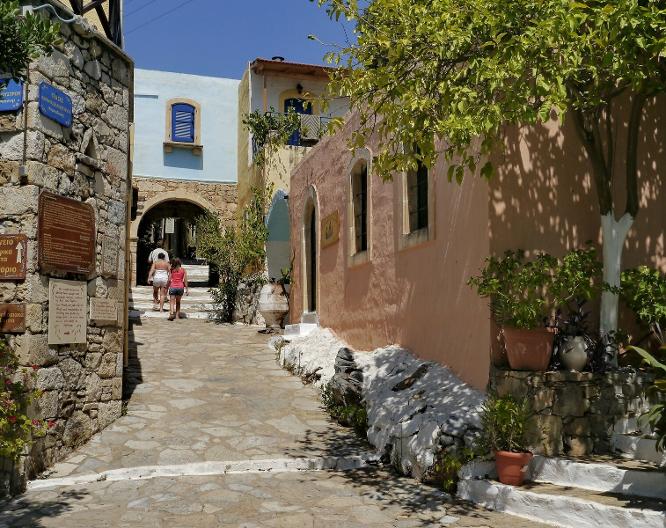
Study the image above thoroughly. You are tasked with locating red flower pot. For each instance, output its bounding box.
[502,327,553,371]
[495,450,533,486]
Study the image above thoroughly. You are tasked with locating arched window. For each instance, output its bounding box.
[347,149,372,266]
[351,160,368,254]
[171,103,195,143]
[164,98,202,154]
[407,157,429,232]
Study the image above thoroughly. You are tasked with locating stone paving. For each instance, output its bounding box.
[1,319,549,527]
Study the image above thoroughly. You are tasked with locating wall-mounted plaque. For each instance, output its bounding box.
[48,279,87,345]
[321,211,340,249]
[90,298,118,326]
[0,234,27,281]
[38,192,96,276]
[101,236,119,277]
[0,79,24,112]
[39,82,72,127]
[0,304,26,333]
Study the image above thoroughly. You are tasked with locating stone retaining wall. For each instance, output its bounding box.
[0,2,132,496]
[490,367,657,456]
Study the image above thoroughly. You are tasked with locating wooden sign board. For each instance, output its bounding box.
[321,211,340,248]
[90,298,118,326]
[48,279,87,345]
[38,192,96,276]
[0,304,25,333]
[0,234,27,281]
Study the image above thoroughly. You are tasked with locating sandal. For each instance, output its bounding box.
[178,313,186,319]
[168,314,175,321]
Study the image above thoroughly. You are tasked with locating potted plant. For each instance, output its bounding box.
[469,250,556,371]
[553,301,595,371]
[479,394,532,486]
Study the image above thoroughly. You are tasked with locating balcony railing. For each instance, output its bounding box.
[252,113,333,155]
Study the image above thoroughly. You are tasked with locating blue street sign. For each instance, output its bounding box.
[0,79,24,112]
[39,82,73,127]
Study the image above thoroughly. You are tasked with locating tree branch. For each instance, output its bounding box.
[625,92,646,218]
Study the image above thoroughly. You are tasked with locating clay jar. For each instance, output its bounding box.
[495,451,533,486]
[560,336,588,371]
[258,283,289,329]
[502,327,554,371]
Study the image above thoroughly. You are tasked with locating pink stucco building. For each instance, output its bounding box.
[288,105,666,390]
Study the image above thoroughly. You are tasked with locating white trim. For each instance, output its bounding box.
[347,148,372,267]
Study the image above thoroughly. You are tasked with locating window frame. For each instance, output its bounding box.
[396,156,435,251]
[347,149,372,267]
[164,98,202,155]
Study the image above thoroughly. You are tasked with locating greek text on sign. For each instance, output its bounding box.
[90,298,118,325]
[0,79,24,112]
[0,304,26,333]
[48,279,87,345]
[0,234,27,281]
[39,82,73,127]
[38,192,96,276]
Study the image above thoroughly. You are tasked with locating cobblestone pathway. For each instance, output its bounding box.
[1,319,548,527]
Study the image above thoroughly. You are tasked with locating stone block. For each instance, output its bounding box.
[62,411,92,447]
[84,60,102,81]
[97,401,121,430]
[15,334,58,367]
[526,414,563,456]
[37,391,60,419]
[0,160,19,184]
[25,304,44,333]
[84,352,102,370]
[36,367,65,391]
[567,436,594,456]
[84,373,102,402]
[531,387,555,412]
[58,358,84,388]
[46,144,76,175]
[23,161,60,189]
[98,353,117,379]
[563,417,592,437]
[553,385,588,417]
[0,185,39,215]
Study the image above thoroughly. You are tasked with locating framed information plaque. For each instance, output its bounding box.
[0,304,26,333]
[38,192,96,276]
[0,234,27,281]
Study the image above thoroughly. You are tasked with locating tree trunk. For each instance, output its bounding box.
[600,212,634,343]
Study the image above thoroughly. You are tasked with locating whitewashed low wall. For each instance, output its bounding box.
[271,328,485,480]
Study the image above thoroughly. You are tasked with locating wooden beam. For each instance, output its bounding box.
[69,0,83,14]
[82,0,107,14]
[94,4,113,41]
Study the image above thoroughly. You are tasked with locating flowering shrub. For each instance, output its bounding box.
[0,338,48,460]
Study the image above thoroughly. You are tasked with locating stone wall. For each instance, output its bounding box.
[0,2,132,495]
[490,367,658,456]
[129,176,237,285]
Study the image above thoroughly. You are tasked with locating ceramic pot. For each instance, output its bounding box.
[258,283,289,328]
[495,450,533,486]
[502,327,554,371]
[560,336,588,371]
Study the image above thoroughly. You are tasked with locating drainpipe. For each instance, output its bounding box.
[123,61,134,369]
[19,62,30,185]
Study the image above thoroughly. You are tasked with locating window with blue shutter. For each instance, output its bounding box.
[171,103,195,143]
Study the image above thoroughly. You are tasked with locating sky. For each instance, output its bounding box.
[123,0,354,80]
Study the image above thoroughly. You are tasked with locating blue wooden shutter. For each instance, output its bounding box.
[171,103,195,143]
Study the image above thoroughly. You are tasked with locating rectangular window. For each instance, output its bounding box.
[407,160,428,232]
[171,103,195,143]
[353,164,368,253]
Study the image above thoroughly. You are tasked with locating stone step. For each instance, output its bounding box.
[458,478,666,528]
[284,323,318,337]
[612,433,666,467]
[529,455,666,500]
[129,309,212,320]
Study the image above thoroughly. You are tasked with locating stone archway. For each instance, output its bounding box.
[130,191,218,286]
[302,186,318,315]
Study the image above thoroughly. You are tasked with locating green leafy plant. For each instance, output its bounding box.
[243,107,301,168]
[0,337,48,460]
[478,394,530,454]
[621,267,666,343]
[468,250,556,329]
[431,447,476,494]
[196,185,271,322]
[627,346,666,452]
[321,383,368,437]
[0,0,61,84]
[469,247,605,329]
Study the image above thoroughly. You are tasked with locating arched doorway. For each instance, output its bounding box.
[302,188,318,314]
[266,190,291,281]
[135,199,210,286]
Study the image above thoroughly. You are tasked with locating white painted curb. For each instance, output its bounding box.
[28,455,378,490]
[458,479,666,528]
[612,434,666,467]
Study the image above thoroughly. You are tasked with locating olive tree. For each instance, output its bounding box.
[314,0,666,353]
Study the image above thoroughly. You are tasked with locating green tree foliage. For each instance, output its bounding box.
[628,346,666,452]
[0,1,61,83]
[196,186,271,322]
[243,107,301,168]
[622,266,666,341]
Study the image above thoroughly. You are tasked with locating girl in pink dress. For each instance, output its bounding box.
[168,258,189,320]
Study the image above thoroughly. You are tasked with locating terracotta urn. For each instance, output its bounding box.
[495,451,533,486]
[258,283,289,329]
[560,336,588,371]
[502,327,554,371]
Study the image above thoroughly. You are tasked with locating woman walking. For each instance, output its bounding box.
[168,258,188,321]
[147,252,170,312]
